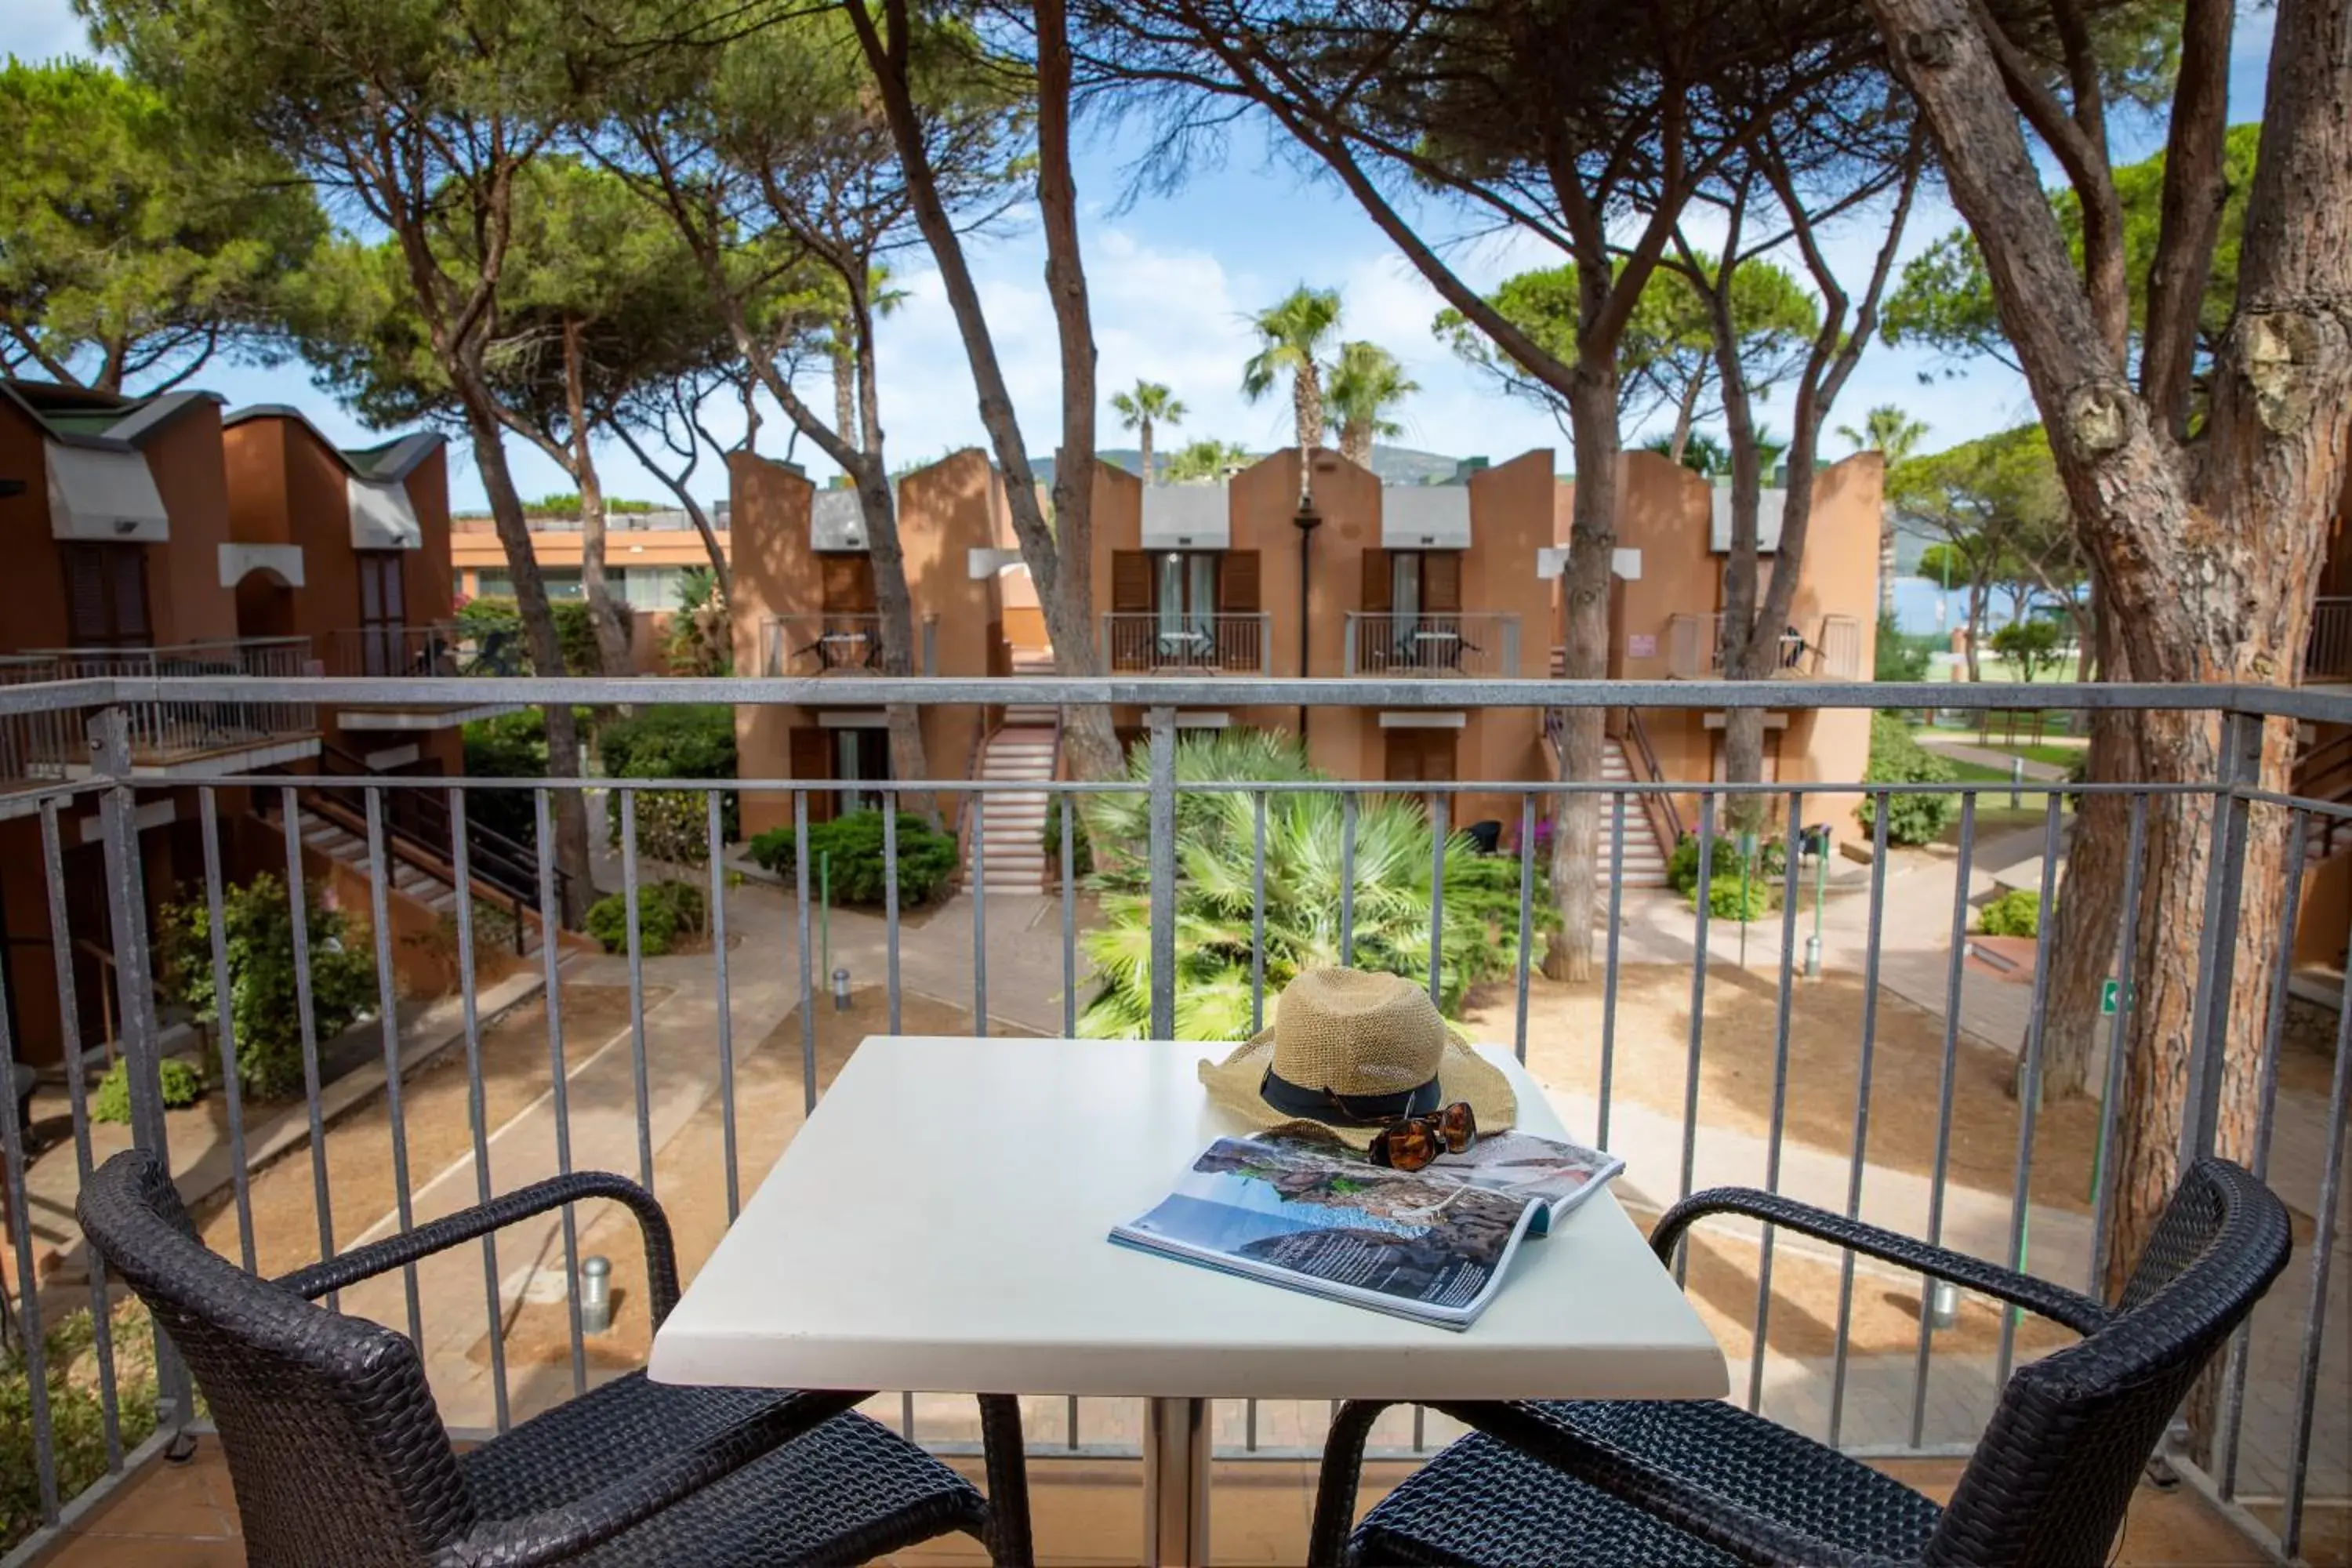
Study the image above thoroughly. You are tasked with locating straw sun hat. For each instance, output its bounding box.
[1197,968,1515,1149]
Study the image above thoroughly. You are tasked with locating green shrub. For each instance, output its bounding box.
[600,705,739,846]
[1977,888,2042,937]
[158,873,376,1100]
[456,595,630,676]
[583,880,707,956]
[747,811,960,907]
[1875,613,1936,682]
[1040,795,1094,877]
[1665,833,1788,899]
[462,707,550,847]
[1707,875,1776,924]
[3,1301,159,1555]
[89,1056,205,1125]
[1856,713,1962,846]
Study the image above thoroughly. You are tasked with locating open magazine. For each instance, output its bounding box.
[1109,1131,1624,1330]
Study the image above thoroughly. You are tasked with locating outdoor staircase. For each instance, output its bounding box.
[965,706,1060,893]
[296,806,543,953]
[1596,737,1670,887]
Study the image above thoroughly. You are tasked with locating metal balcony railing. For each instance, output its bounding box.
[0,673,2343,1568]
[326,622,514,679]
[1344,612,1521,677]
[760,614,938,677]
[0,653,71,782]
[19,637,316,766]
[2309,596,2351,681]
[1100,612,1270,673]
[1666,612,1864,681]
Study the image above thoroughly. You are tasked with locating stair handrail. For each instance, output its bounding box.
[2295,727,2352,857]
[1620,708,1688,849]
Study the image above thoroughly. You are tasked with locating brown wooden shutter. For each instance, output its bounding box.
[788,727,837,824]
[1359,546,1391,612]
[1112,550,1152,614]
[1425,551,1462,612]
[63,543,150,646]
[115,548,151,642]
[820,554,876,614]
[1218,550,1260,612]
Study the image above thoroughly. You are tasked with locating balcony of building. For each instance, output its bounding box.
[0,676,2343,1568]
[1100,612,1271,674]
[320,624,526,731]
[10,637,318,776]
[1343,612,1521,677]
[761,613,940,677]
[1666,612,1867,682]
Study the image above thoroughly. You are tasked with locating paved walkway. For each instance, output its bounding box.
[1916,731,2076,781]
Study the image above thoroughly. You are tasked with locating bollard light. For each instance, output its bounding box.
[1804,933,1823,979]
[580,1255,612,1334]
[1926,1279,1959,1331]
[2010,756,2024,809]
[832,965,852,1011]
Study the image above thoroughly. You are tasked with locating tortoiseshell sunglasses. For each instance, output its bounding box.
[1367,1101,1477,1171]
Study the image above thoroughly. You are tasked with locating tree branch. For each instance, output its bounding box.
[2138,0,2234,435]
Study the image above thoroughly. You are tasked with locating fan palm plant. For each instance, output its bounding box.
[1241,285,1343,484]
[1324,340,1418,468]
[1075,732,1552,1040]
[1110,379,1186,484]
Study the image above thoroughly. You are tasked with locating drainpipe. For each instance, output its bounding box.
[1292,499,1322,740]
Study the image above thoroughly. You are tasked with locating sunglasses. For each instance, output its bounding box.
[1367,1101,1477,1171]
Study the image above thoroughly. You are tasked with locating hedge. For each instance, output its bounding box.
[747,811,959,908]
[1856,713,1962,846]
[584,880,708,956]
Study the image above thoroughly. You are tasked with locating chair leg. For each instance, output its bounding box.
[1309,1399,1394,1568]
[977,1393,1034,1568]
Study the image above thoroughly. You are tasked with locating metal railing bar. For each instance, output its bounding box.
[1250,792,1268,1035]
[795,791,816,1114]
[1515,793,1537,1070]
[0,892,60,1525]
[1674,793,1716,1289]
[39,798,122,1469]
[2087,793,2150,1294]
[2218,809,2307,1498]
[710,790,741,1224]
[278,786,338,1310]
[1746,791,1806,1415]
[884,793,903,1037]
[2278,964,2352,1562]
[7,671,2343,719]
[532,788,588,1400]
[1427,794,1447,1008]
[1995,794,2067,1388]
[1146,708,1178,1040]
[1597,792,1626,1141]
[972,785,989,1038]
[619,790,655,1192]
[1909,792,1977,1446]
[2182,712,2263,1165]
[1338,793,1358,966]
[362,788,426,1351]
[195,786,254,1273]
[1829,792,1894,1449]
[448,789,511,1435]
[1065,787,1080,1038]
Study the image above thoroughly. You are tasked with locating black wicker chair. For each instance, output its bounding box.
[78,1150,1035,1567]
[1312,1156,2289,1568]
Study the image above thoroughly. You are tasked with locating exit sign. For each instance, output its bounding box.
[2100,979,2136,1015]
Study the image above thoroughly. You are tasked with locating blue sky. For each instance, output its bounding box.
[13,2,2278,512]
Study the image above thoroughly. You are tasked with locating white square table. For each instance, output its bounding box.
[652,1036,1726,1565]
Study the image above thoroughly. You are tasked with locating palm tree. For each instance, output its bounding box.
[1241,285,1344,488]
[1837,405,1929,617]
[1163,437,1253,483]
[1074,732,1553,1040]
[1324,341,1417,469]
[1110,379,1187,484]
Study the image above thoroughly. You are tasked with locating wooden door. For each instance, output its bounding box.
[358,552,408,673]
[789,728,837,824]
[819,554,877,615]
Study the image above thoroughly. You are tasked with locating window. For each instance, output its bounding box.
[1155,550,1218,643]
[834,728,891,816]
[623,567,684,610]
[60,543,151,648]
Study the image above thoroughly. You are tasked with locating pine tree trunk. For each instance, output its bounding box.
[564,319,633,679]
[1543,365,1617,982]
[833,352,858,449]
[851,458,937,826]
[459,390,594,924]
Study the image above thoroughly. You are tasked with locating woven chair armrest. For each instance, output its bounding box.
[1651,1189,2108,1336]
[1432,1399,1916,1568]
[437,1389,867,1568]
[277,1171,683,1325]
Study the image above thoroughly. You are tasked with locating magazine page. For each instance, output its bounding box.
[1110,1137,1541,1329]
[1422,1131,1627,1232]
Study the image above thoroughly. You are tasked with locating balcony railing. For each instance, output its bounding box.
[1100,611,1270,673]
[1344,612,1521,677]
[1,653,71,782]
[2310,596,2351,681]
[1666,612,1864,681]
[760,613,938,677]
[0,673,2343,1567]
[19,637,315,767]
[326,622,517,679]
